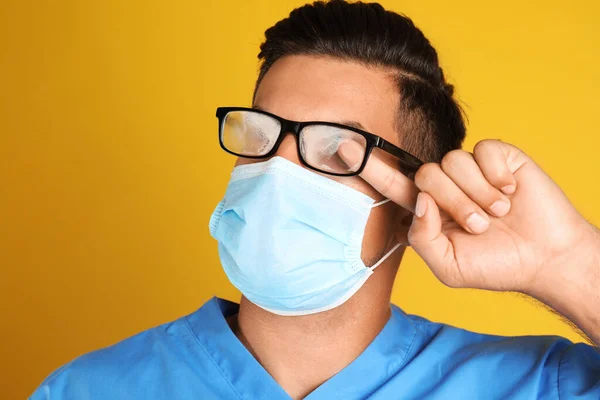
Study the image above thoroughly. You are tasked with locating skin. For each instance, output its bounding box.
[226,54,600,399]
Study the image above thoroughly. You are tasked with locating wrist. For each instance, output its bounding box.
[523,222,600,325]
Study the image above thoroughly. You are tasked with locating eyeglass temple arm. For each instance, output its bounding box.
[378,139,425,179]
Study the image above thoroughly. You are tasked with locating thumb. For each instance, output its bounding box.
[408,192,461,287]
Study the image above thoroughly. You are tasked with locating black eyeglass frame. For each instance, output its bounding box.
[216,106,424,179]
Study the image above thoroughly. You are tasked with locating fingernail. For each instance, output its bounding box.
[501,184,516,195]
[415,193,427,218]
[489,199,510,217]
[466,212,489,234]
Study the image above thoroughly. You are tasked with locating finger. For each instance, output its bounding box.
[415,163,490,234]
[441,150,511,217]
[408,192,462,287]
[338,140,418,213]
[473,140,518,195]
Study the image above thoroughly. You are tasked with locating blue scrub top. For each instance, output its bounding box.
[31,297,600,399]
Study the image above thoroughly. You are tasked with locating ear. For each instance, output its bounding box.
[393,207,413,245]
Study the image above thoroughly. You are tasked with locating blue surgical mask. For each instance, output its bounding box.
[209,156,400,316]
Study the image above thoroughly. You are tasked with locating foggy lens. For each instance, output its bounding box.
[300,125,367,174]
[221,111,281,156]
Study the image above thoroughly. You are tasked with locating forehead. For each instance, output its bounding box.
[254,55,400,142]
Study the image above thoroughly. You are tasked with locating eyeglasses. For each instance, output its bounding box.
[215,107,424,179]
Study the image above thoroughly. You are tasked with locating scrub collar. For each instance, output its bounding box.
[186,297,419,399]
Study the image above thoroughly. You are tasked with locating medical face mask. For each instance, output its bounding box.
[209,156,401,316]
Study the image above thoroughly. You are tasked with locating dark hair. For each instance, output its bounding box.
[255,0,466,163]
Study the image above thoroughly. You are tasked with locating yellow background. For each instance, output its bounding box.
[1,0,599,398]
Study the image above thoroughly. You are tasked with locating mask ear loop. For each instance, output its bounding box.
[371,198,391,208]
[370,242,402,271]
[367,197,401,270]
[367,198,400,271]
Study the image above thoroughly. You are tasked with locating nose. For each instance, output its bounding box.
[272,132,302,166]
[235,132,303,169]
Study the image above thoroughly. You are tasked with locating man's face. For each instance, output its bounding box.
[237,54,410,265]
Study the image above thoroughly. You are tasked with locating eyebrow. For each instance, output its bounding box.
[339,120,365,130]
[252,105,367,131]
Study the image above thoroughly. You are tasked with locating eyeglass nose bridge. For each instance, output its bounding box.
[279,118,303,137]
[270,118,304,154]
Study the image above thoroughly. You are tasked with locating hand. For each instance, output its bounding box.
[341,139,595,294]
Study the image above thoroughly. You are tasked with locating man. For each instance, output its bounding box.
[31,1,600,399]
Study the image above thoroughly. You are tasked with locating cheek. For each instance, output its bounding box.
[235,157,256,167]
[365,206,393,236]
[360,205,395,261]
[336,175,383,202]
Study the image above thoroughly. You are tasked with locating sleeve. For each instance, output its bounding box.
[29,363,70,400]
[557,342,600,399]
[29,386,49,400]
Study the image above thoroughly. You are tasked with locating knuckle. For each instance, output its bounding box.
[380,170,398,195]
[448,199,468,219]
[414,162,439,190]
[487,169,509,185]
[441,149,468,174]
[485,187,505,204]
[473,139,502,155]
[449,198,480,224]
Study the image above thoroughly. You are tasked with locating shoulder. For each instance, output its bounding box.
[396,304,572,354]
[403,307,573,366]
[393,305,600,398]
[30,311,206,400]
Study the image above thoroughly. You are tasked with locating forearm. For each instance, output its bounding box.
[526,224,600,345]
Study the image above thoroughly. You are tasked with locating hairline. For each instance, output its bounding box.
[252,53,414,148]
